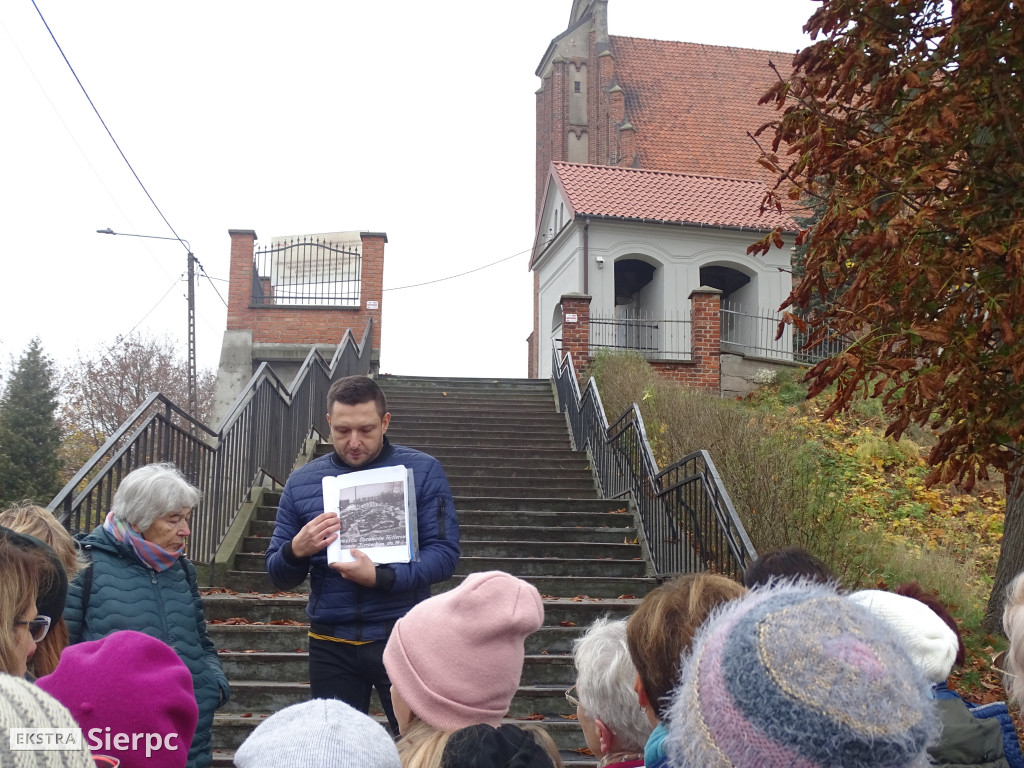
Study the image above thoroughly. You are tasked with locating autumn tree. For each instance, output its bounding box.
[0,339,63,505]
[59,333,216,474]
[750,0,1024,629]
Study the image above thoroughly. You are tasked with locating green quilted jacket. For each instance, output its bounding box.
[64,526,229,768]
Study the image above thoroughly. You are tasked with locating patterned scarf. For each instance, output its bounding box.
[103,511,180,572]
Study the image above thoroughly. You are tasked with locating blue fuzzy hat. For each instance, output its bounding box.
[666,582,939,768]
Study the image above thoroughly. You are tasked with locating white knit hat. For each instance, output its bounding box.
[0,673,94,768]
[848,589,960,682]
[233,699,400,768]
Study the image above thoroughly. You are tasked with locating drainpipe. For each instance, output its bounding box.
[582,216,590,294]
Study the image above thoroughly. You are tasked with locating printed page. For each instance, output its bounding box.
[323,465,413,565]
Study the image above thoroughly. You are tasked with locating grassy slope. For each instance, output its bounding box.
[745,374,1008,702]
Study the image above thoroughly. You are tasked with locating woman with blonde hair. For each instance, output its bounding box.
[1,503,82,676]
[382,571,560,768]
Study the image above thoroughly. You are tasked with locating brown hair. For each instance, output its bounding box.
[626,573,746,720]
[326,375,387,418]
[0,539,40,675]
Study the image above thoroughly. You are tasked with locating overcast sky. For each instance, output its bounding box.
[0,1,814,383]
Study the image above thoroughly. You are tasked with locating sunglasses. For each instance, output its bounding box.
[15,615,51,642]
[565,684,580,708]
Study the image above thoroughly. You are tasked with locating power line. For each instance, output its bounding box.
[383,246,532,292]
[30,0,188,253]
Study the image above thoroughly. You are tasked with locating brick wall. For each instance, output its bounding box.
[226,229,384,355]
[559,294,592,373]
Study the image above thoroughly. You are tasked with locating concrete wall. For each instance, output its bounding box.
[721,352,808,400]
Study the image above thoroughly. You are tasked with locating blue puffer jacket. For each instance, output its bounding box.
[64,526,229,768]
[265,438,460,640]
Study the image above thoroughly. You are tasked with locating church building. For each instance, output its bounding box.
[529,0,800,387]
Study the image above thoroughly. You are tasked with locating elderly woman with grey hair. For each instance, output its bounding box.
[569,617,653,768]
[64,462,229,768]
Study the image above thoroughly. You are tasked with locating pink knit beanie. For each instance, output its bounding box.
[38,631,198,768]
[383,571,544,731]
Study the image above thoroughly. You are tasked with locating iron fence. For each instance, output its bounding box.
[49,321,374,564]
[589,310,691,360]
[720,302,848,364]
[552,348,755,580]
[251,236,361,306]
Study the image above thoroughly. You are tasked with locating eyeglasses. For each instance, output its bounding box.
[565,684,580,708]
[14,615,51,642]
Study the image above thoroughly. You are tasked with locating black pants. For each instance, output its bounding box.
[308,636,398,735]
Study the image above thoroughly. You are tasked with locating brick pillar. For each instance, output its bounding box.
[359,232,386,358]
[226,229,258,330]
[560,293,592,374]
[689,287,723,391]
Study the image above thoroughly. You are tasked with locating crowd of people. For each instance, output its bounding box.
[4,376,1024,768]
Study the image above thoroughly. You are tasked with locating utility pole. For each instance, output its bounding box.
[97,228,198,416]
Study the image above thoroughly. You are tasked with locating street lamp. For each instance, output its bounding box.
[96,228,197,418]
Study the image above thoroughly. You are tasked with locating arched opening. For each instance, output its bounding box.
[699,264,751,304]
[609,257,662,355]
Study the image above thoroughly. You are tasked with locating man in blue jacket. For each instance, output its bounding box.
[265,375,460,733]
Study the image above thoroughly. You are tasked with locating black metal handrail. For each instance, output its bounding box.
[48,320,374,564]
[551,348,756,580]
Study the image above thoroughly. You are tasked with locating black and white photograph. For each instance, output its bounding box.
[336,480,407,551]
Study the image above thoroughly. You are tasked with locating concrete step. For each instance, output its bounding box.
[389,424,571,440]
[435,574,654,599]
[458,525,635,544]
[208,624,585,655]
[203,594,639,626]
[219,651,574,685]
[460,540,641,560]
[225,680,581,718]
[457,509,633,527]
[455,556,647,579]
[378,375,553,391]
[454,498,627,513]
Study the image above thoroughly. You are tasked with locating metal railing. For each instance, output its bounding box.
[589,310,691,361]
[720,302,848,363]
[251,236,361,306]
[48,320,374,564]
[552,348,755,580]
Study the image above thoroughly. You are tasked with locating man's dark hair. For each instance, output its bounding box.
[326,376,388,417]
[742,546,837,589]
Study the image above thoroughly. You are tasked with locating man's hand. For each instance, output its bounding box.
[291,511,341,558]
[331,549,378,587]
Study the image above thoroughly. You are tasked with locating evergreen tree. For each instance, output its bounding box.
[0,339,63,506]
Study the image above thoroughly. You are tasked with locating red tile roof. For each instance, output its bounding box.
[552,162,797,232]
[610,37,794,181]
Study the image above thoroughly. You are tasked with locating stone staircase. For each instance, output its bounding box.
[206,376,657,765]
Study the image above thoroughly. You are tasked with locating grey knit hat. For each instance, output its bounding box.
[666,582,939,768]
[233,699,400,768]
[0,673,93,768]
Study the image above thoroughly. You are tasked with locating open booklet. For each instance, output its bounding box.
[322,465,419,565]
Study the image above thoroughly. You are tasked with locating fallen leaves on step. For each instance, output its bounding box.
[618,594,637,599]
[518,713,546,721]
[573,747,594,756]
[611,508,628,514]
[210,617,254,625]
[200,587,238,595]
[269,619,305,625]
[559,714,578,720]
[558,621,577,627]
[240,713,252,718]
